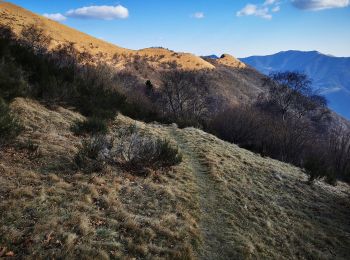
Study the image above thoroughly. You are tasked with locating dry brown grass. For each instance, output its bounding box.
[0,1,275,111]
[0,99,199,259]
[169,127,350,259]
[0,2,214,71]
[1,98,349,259]
[216,54,247,69]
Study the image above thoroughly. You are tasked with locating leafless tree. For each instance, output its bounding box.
[160,70,210,122]
[260,71,328,121]
[327,126,350,180]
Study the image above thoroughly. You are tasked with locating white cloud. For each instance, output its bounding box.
[264,0,278,5]
[292,0,350,10]
[66,5,129,20]
[236,4,273,19]
[192,12,205,19]
[43,13,67,22]
[320,86,342,94]
[272,5,281,12]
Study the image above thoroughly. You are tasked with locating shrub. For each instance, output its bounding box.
[325,171,337,186]
[304,157,327,184]
[16,139,39,153]
[72,117,108,135]
[114,127,182,170]
[74,135,111,173]
[155,139,183,167]
[0,58,28,101]
[0,98,22,146]
[145,80,154,96]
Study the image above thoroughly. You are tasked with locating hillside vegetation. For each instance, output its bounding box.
[0,1,213,71]
[1,2,350,259]
[0,98,349,259]
[0,1,268,105]
[240,51,350,119]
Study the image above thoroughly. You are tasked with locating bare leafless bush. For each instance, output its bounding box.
[159,70,211,125]
[325,126,350,183]
[113,126,182,171]
[259,71,329,121]
[210,71,350,184]
[74,126,182,174]
[20,24,51,54]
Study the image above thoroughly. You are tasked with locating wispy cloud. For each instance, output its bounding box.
[66,5,129,20]
[292,0,350,10]
[264,0,278,5]
[237,1,280,20]
[192,12,205,19]
[272,5,281,12]
[43,5,129,22]
[43,13,67,22]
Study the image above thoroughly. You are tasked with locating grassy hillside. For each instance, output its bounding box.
[0,98,349,259]
[0,1,213,71]
[0,1,267,105]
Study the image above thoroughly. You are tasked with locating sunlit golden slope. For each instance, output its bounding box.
[0,1,274,108]
[0,1,215,70]
[217,54,247,69]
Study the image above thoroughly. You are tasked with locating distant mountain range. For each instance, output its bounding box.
[239,50,350,119]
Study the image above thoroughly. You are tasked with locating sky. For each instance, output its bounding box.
[6,0,350,57]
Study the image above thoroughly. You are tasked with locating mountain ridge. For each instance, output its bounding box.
[0,1,215,71]
[1,1,269,106]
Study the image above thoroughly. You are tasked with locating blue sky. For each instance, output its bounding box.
[6,0,350,57]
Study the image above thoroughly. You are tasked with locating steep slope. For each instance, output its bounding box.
[1,98,349,259]
[203,55,267,105]
[240,50,350,119]
[0,1,269,107]
[0,1,214,71]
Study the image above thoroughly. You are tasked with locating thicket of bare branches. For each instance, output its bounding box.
[158,70,212,126]
[210,71,349,184]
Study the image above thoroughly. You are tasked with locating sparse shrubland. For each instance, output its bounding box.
[0,24,157,124]
[0,99,198,259]
[209,71,350,185]
[2,22,348,185]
